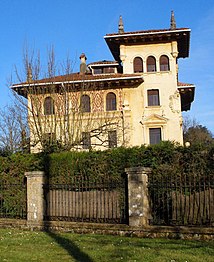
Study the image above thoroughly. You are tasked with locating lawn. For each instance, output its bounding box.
[0,228,213,262]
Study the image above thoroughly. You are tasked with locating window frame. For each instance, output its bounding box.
[82,132,91,149]
[80,94,91,113]
[160,55,170,71]
[147,89,160,106]
[146,56,156,72]
[106,92,117,111]
[133,57,143,73]
[94,68,103,74]
[149,128,162,145]
[44,96,55,115]
[108,130,117,148]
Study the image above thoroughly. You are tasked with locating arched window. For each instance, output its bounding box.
[147,56,156,72]
[133,57,143,73]
[80,95,91,112]
[44,97,55,115]
[160,55,170,71]
[106,92,117,111]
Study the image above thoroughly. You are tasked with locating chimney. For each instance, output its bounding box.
[79,53,87,74]
[170,10,176,30]
[118,15,124,34]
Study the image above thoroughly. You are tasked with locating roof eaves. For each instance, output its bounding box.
[104,28,191,39]
[12,75,144,88]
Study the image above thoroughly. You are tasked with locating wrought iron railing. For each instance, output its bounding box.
[0,182,27,219]
[43,175,128,224]
[148,171,214,226]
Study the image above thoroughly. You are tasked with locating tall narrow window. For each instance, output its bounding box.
[147,89,160,106]
[149,128,162,145]
[82,132,91,149]
[44,96,55,115]
[81,95,90,112]
[108,130,117,148]
[160,55,170,71]
[147,56,156,72]
[133,57,143,73]
[42,133,56,145]
[106,92,116,111]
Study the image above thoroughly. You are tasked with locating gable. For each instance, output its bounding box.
[143,114,168,125]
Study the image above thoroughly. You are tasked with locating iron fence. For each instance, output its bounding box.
[148,171,214,226]
[43,175,128,224]
[0,182,27,219]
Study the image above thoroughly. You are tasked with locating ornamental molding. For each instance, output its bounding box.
[169,90,181,113]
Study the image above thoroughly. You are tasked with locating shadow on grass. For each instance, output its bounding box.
[45,230,94,262]
[43,155,94,261]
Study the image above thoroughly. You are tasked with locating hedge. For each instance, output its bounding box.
[0,141,213,184]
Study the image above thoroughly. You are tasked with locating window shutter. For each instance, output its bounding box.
[147,56,156,72]
[134,57,143,73]
[160,55,169,71]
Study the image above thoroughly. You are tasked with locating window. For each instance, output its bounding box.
[147,56,156,72]
[94,68,103,74]
[103,67,115,74]
[133,57,143,73]
[147,90,160,106]
[108,130,117,148]
[82,132,91,149]
[106,92,117,111]
[160,55,170,71]
[42,133,56,145]
[94,67,115,74]
[44,97,54,115]
[81,95,90,112]
[149,128,161,145]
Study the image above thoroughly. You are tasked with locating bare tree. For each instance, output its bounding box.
[11,47,128,153]
[0,103,29,154]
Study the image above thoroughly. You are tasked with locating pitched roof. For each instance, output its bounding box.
[177,82,195,111]
[177,82,194,87]
[12,72,144,98]
[12,72,143,86]
[105,28,190,37]
[105,27,191,61]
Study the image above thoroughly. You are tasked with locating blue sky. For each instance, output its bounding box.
[0,0,214,134]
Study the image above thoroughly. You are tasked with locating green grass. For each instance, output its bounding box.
[0,228,213,262]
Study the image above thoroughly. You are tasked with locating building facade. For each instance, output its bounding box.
[12,12,195,153]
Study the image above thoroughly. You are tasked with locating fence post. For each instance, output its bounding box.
[125,167,151,227]
[24,171,45,227]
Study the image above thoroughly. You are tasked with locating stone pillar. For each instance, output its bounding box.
[25,171,45,226]
[125,167,151,227]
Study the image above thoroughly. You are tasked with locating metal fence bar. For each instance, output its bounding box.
[148,171,214,226]
[43,175,128,224]
[0,182,27,219]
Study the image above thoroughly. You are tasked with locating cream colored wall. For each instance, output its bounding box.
[120,41,183,146]
[28,41,184,153]
[28,89,126,153]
